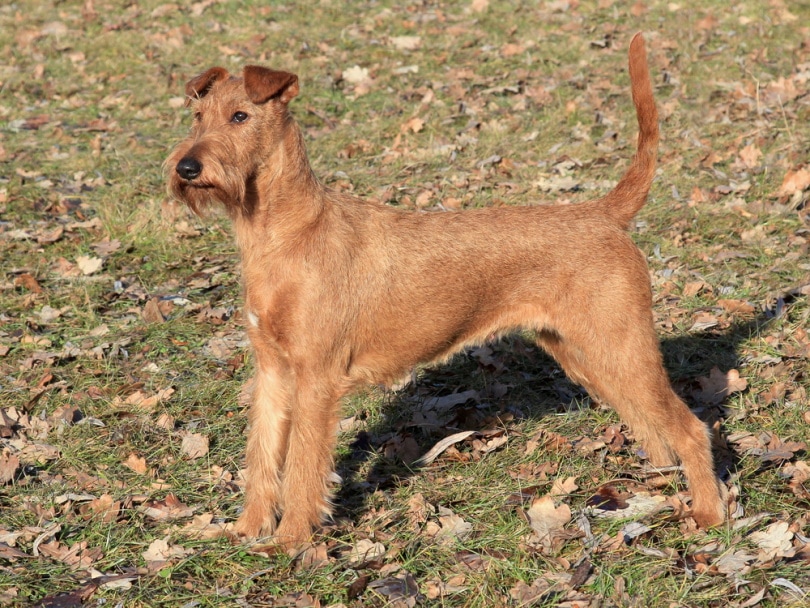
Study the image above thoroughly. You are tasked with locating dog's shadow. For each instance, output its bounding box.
[331,308,780,526]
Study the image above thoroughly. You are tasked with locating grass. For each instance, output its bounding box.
[1,0,810,606]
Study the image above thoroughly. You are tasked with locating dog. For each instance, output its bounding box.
[167,33,726,547]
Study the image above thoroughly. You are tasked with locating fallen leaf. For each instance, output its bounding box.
[589,492,666,519]
[401,116,425,134]
[343,65,371,85]
[91,238,121,256]
[180,432,209,459]
[524,495,571,548]
[714,549,756,575]
[390,35,421,51]
[297,542,330,570]
[368,571,421,607]
[123,453,148,475]
[738,143,762,169]
[421,390,479,412]
[770,578,806,600]
[434,506,473,544]
[175,513,233,539]
[694,367,748,404]
[0,453,20,484]
[549,476,578,497]
[347,538,386,566]
[38,539,102,569]
[416,430,476,465]
[140,494,194,521]
[79,494,120,523]
[750,521,794,561]
[142,537,192,570]
[382,433,420,464]
[717,299,756,314]
[586,485,629,511]
[14,272,43,293]
[75,255,103,275]
[776,167,810,197]
[142,297,166,323]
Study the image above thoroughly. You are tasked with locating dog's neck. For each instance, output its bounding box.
[233,115,330,251]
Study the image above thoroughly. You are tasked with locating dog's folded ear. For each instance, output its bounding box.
[185,67,230,105]
[243,66,299,105]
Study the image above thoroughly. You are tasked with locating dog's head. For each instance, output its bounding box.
[166,66,299,216]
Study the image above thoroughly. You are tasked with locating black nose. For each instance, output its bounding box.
[176,157,202,181]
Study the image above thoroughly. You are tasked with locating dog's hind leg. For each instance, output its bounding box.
[536,315,725,528]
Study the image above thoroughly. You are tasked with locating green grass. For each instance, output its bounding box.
[1,0,810,606]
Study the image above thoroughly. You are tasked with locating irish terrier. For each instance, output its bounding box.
[167,33,726,547]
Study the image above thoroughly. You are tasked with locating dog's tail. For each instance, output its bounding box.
[596,32,659,229]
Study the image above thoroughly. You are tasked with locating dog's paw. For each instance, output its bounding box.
[273,519,314,551]
[232,509,277,541]
[690,486,728,529]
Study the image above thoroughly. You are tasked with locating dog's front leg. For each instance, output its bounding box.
[233,351,292,539]
[273,375,341,548]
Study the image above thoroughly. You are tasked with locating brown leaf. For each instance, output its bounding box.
[140,494,194,521]
[347,539,386,566]
[738,143,762,169]
[79,494,120,523]
[13,273,42,293]
[549,476,578,497]
[749,521,794,561]
[406,492,433,528]
[347,575,370,600]
[683,280,711,297]
[175,513,233,539]
[418,431,477,465]
[368,571,421,606]
[694,367,748,404]
[75,255,103,275]
[777,167,810,197]
[36,226,64,245]
[123,453,148,475]
[38,540,102,569]
[434,507,473,544]
[91,238,121,256]
[524,495,571,548]
[296,542,331,570]
[343,65,370,84]
[589,491,666,520]
[586,486,629,511]
[509,577,558,605]
[180,432,209,459]
[0,453,20,484]
[390,35,421,51]
[142,537,192,571]
[400,116,425,134]
[36,583,99,607]
[142,297,166,323]
[174,220,202,237]
[0,543,30,560]
[717,299,756,315]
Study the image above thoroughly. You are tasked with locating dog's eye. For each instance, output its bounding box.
[231,111,249,123]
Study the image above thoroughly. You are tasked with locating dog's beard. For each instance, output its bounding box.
[168,170,247,216]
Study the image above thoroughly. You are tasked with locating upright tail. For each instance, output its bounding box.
[597,33,659,229]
